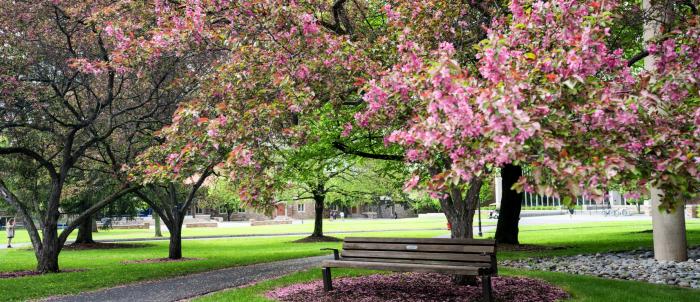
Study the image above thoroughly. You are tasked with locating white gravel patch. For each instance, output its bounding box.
[502,247,700,288]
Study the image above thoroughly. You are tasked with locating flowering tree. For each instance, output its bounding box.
[0,1,195,272]
[98,0,698,259]
[359,0,699,258]
[99,0,501,243]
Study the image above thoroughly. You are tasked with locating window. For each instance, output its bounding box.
[297,203,305,212]
[237,208,246,213]
[219,206,228,214]
[196,207,204,214]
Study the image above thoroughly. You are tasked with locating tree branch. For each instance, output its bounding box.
[58,184,142,246]
[332,142,404,161]
[0,147,59,180]
[0,178,43,253]
[627,49,650,67]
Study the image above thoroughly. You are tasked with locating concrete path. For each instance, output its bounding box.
[0,228,449,250]
[43,255,332,302]
[1,214,657,249]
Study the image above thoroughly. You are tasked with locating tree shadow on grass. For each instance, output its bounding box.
[292,236,343,243]
[64,242,153,250]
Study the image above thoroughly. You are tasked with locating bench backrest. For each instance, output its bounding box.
[341,237,497,270]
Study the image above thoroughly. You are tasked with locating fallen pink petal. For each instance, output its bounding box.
[266,273,569,302]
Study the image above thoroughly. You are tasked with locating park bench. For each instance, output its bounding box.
[321,237,497,302]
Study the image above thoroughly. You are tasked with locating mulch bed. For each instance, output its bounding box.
[0,269,85,279]
[64,242,151,250]
[122,257,203,264]
[266,273,569,302]
[497,244,568,252]
[292,236,343,243]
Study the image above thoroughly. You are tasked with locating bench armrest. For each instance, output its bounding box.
[321,248,340,260]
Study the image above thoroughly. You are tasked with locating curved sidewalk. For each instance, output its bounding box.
[43,255,332,302]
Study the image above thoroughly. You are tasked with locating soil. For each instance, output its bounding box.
[497,243,568,252]
[122,257,203,264]
[0,269,85,279]
[292,236,343,243]
[266,273,569,302]
[64,242,151,250]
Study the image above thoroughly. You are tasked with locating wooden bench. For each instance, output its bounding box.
[321,237,497,302]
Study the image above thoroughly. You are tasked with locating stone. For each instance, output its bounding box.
[501,246,700,289]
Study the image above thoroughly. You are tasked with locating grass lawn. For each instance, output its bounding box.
[0,216,468,244]
[195,267,700,302]
[1,220,698,301]
[195,220,700,302]
[0,230,442,301]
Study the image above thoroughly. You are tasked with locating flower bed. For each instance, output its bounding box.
[266,273,568,302]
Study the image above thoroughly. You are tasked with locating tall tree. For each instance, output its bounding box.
[103,0,699,262]
[359,0,700,260]
[274,105,363,241]
[199,177,243,222]
[0,1,188,272]
[98,1,503,244]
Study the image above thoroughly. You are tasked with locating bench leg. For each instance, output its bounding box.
[322,267,333,291]
[482,275,493,302]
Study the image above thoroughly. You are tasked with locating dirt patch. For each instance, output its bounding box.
[64,242,151,250]
[266,273,569,302]
[0,269,85,279]
[122,257,203,264]
[292,236,343,243]
[497,244,568,252]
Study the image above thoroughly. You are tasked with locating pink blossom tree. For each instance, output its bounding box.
[99,0,699,260]
[358,0,699,259]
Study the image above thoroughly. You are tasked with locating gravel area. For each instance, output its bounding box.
[502,247,700,288]
[42,255,331,302]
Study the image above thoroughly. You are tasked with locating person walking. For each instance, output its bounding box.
[6,218,15,248]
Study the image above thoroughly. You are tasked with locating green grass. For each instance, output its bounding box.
[1,217,469,244]
[2,220,700,301]
[195,267,700,302]
[0,230,442,301]
[498,220,700,259]
[195,220,700,302]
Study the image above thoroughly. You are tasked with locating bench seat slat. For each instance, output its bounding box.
[343,242,495,254]
[341,250,491,262]
[322,260,487,275]
[338,257,493,267]
[344,237,496,245]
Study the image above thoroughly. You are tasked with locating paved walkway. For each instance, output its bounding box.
[0,228,449,250]
[43,255,332,302]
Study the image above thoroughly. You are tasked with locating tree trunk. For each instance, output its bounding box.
[650,187,688,261]
[168,221,183,259]
[153,211,163,237]
[440,180,482,285]
[311,193,325,238]
[74,215,95,244]
[36,222,60,273]
[643,0,687,262]
[191,201,196,219]
[443,180,482,240]
[495,164,523,244]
